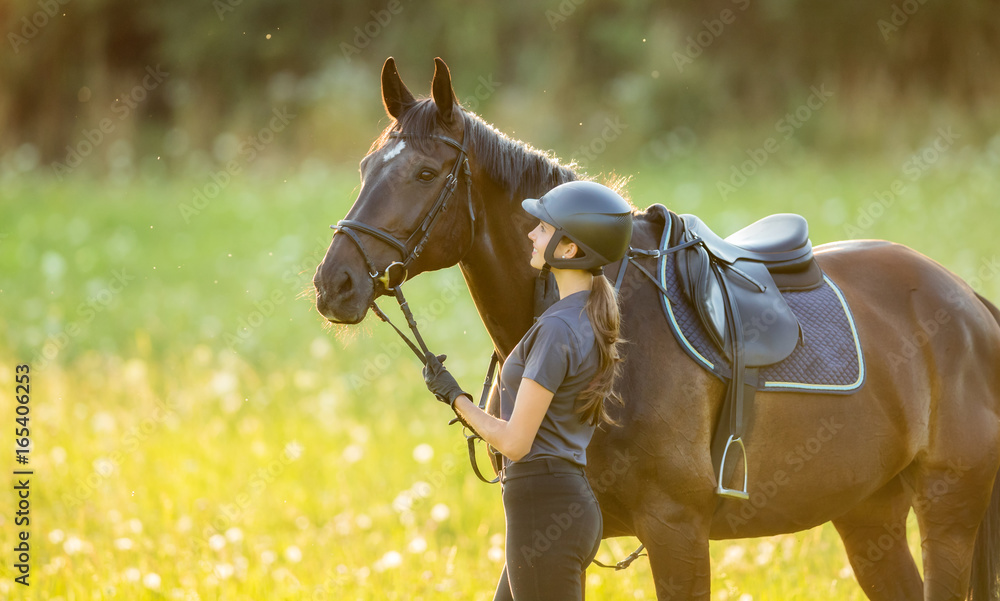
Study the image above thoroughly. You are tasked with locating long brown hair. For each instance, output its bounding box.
[577,273,625,426]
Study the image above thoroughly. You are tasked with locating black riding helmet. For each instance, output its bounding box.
[521,181,634,272]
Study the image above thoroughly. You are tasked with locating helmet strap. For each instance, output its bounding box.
[533,264,559,318]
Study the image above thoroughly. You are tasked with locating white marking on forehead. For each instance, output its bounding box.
[382,140,406,163]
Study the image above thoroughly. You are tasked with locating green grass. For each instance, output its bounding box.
[0,141,997,599]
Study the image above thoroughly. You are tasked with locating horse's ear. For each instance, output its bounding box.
[381,57,414,120]
[431,57,458,123]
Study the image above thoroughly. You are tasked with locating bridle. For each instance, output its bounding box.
[331,131,473,295]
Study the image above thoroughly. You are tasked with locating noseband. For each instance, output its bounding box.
[331,131,474,293]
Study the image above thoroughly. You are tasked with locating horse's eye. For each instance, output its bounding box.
[418,169,436,182]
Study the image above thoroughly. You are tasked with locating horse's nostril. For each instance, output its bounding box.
[335,269,353,296]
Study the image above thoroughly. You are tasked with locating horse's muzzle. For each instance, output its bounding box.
[313,266,371,324]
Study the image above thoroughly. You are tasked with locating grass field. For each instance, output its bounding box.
[1,137,998,599]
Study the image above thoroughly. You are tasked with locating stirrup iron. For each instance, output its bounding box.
[717,435,749,500]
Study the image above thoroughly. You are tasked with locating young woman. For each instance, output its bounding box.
[423,180,634,601]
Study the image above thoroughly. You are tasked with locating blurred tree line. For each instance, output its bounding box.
[1,0,998,176]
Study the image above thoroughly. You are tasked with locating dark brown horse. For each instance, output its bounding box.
[314,57,1000,600]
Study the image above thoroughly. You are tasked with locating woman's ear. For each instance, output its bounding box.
[560,240,579,259]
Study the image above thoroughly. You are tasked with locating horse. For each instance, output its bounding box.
[313,57,1000,600]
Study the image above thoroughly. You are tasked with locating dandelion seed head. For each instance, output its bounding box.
[408,537,427,553]
[374,550,403,572]
[284,545,302,563]
[209,534,226,551]
[114,537,134,551]
[63,536,84,555]
[430,503,450,522]
[412,443,434,463]
[342,444,364,463]
[143,573,161,590]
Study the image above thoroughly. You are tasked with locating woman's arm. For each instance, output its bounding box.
[452,378,553,462]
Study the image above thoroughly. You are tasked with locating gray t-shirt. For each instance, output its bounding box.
[499,290,600,467]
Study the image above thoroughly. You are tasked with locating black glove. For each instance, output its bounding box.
[422,353,469,408]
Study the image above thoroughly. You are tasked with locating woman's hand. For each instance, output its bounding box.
[422,353,470,407]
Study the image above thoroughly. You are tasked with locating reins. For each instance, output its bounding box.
[369,277,501,485]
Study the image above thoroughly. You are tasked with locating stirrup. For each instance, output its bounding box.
[716,435,749,500]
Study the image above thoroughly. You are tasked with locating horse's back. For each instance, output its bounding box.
[816,238,1000,337]
[704,238,1000,538]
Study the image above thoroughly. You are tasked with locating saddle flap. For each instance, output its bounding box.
[721,260,800,366]
[676,241,727,352]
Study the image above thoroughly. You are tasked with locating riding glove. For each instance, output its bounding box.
[422,353,469,408]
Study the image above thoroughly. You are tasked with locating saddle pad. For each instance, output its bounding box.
[656,217,865,393]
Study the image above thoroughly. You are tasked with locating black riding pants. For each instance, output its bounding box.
[493,460,603,601]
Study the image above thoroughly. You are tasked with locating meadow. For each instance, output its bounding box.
[1,136,999,600]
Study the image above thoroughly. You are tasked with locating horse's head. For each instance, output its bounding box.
[314,57,476,323]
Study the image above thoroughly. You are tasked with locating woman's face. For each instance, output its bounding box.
[528,221,575,270]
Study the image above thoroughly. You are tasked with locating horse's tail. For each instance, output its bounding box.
[978,292,1000,327]
[969,292,1000,601]
[970,465,1000,600]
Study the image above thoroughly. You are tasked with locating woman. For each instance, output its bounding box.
[423,180,634,601]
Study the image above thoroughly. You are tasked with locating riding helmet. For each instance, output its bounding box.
[522,181,633,272]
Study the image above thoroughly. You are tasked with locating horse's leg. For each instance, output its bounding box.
[909,459,994,601]
[634,501,712,600]
[832,477,923,600]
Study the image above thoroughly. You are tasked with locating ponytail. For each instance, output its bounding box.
[577,273,625,426]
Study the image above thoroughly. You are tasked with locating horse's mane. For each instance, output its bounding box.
[372,99,586,202]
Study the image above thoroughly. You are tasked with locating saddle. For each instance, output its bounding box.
[674,213,822,499]
[676,214,821,365]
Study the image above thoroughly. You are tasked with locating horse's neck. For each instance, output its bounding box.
[458,182,542,357]
[455,127,580,356]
